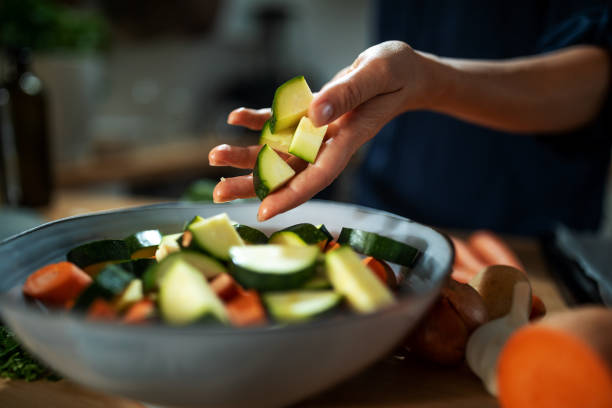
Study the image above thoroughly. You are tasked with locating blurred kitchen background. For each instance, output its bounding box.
[1,0,612,237]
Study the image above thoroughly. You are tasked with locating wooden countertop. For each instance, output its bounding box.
[0,191,568,408]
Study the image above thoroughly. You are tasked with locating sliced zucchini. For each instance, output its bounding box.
[268,223,329,250]
[74,264,135,310]
[154,233,182,262]
[325,246,395,313]
[124,230,162,259]
[253,144,296,200]
[263,290,342,322]
[159,258,228,325]
[288,116,327,163]
[302,275,332,290]
[229,245,319,291]
[233,224,268,244]
[337,228,420,267]
[270,76,313,132]
[143,251,226,292]
[114,279,144,311]
[67,240,130,272]
[259,119,294,153]
[183,215,204,231]
[118,258,156,278]
[316,224,334,245]
[188,213,245,261]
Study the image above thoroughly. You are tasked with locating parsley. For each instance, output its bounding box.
[0,325,60,381]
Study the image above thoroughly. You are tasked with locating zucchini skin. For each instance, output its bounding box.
[67,240,130,268]
[337,228,420,267]
[270,75,307,133]
[229,263,316,292]
[74,264,135,310]
[124,230,162,255]
[269,223,329,248]
[234,224,268,244]
[253,152,270,200]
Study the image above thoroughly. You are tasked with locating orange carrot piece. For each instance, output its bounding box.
[451,265,478,284]
[449,236,487,274]
[226,290,267,327]
[498,326,612,408]
[87,299,117,321]
[362,256,396,287]
[529,294,546,320]
[211,273,243,302]
[468,230,524,271]
[325,240,341,253]
[123,299,156,324]
[23,261,92,307]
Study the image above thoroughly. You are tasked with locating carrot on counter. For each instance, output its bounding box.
[449,236,487,274]
[362,256,396,288]
[123,299,156,324]
[86,299,117,321]
[468,230,524,271]
[211,273,243,302]
[497,307,612,408]
[226,290,267,327]
[23,261,92,307]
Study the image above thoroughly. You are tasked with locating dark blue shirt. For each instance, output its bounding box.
[355,0,612,236]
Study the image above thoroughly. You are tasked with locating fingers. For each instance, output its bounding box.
[227,108,271,130]
[308,63,384,127]
[213,175,255,203]
[209,145,262,169]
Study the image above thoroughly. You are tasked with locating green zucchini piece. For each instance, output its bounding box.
[288,116,327,163]
[302,275,332,290]
[74,264,135,310]
[117,258,156,278]
[269,223,329,250]
[67,240,130,270]
[325,246,395,313]
[143,251,226,292]
[155,233,182,261]
[259,119,294,153]
[263,290,342,322]
[270,76,313,133]
[316,224,334,244]
[159,258,228,325]
[187,213,245,261]
[183,215,204,231]
[124,230,162,259]
[233,224,268,244]
[114,279,144,311]
[229,245,319,291]
[337,228,420,267]
[253,144,296,200]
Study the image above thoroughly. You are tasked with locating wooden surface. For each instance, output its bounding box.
[1,192,568,408]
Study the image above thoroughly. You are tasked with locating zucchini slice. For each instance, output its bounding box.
[288,116,327,163]
[67,240,130,274]
[117,258,156,278]
[302,275,332,290]
[114,279,144,311]
[263,290,342,322]
[187,213,245,261]
[159,258,228,325]
[270,76,313,133]
[233,224,268,244]
[155,233,182,262]
[269,223,329,250]
[143,251,227,292]
[124,230,162,259]
[253,144,296,200]
[316,224,334,245]
[229,245,319,291]
[325,246,395,313]
[337,228,420,267]
[74,264,135,310]
[259,119,294,153]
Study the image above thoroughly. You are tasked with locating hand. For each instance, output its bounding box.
[209,41,441,221]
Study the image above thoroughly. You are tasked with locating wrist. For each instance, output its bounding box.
[412,51,459,112]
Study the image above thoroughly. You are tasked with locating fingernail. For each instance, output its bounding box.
[316,103,333,124]
[257,207,269,222]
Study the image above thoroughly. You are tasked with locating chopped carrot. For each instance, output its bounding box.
[529,294,546,320]
[226,290,267,327]
[23,261,92,307]
[87,299,117,321]
[123,299,156,324]
[325,240,341,252]
[362,256,396,288]
[468,230,524,271]
[211,273,243,302]
[498,325,612,408]
[451,265,478,284]
[449,235,487,275]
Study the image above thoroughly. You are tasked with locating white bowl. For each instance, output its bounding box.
[0,201,452,408]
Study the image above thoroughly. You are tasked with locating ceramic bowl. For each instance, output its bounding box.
[0,201,452,408]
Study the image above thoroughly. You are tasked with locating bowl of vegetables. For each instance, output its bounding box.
[0,200,452,408]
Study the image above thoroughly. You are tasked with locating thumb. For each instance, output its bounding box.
[309,66,382,126]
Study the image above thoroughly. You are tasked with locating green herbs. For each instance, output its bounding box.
[0,326,60,382]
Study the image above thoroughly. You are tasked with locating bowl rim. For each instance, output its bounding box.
[0,200,453,336]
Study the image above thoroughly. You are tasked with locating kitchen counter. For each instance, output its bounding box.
[0,191,567,408]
